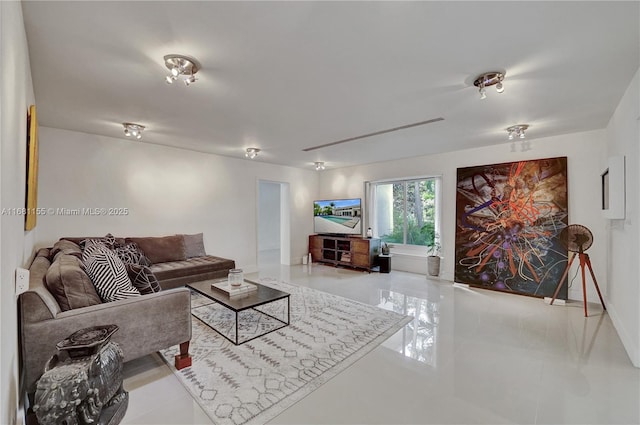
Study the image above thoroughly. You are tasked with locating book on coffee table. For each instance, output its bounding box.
[211,280,257,297]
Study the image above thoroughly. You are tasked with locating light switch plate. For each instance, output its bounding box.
[16,268,29,295]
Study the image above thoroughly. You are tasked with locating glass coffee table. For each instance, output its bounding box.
[187,279,290,345]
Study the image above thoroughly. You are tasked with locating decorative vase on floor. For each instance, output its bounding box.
[427,255,441,277]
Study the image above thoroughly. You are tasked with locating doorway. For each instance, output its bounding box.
[257,180,290,267]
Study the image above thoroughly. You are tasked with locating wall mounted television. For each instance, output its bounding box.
[313,198,362,236]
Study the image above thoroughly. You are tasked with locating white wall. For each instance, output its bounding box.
[1,2,37,423]
[605,68,639,367]
[318,130,607,304]
[36,127,318,270]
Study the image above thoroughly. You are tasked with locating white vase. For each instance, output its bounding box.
[427,256,441,277]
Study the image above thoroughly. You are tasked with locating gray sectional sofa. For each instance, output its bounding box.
[19,233,235,394]
[60,234,236,290]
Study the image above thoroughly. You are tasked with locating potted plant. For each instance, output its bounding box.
[427,233,442,277]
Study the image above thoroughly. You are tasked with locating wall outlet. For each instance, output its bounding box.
[16,268,29,295]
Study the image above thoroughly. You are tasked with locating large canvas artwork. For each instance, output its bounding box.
[455,157,568,298]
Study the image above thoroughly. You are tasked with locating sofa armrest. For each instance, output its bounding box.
[21,288,192,393]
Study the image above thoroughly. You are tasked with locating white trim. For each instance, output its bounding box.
[601,155,625,219]
[369,176,442,248]
[606,300,640,367]
[370,174,443,184]
[390,251,426,259]
[388,244,429,256]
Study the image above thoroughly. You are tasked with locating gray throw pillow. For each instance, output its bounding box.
[182,233,206,258]
[50,240,83,262]
[82,243,140,302]
[45,254,102,311]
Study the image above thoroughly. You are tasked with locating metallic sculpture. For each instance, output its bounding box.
[33,325,128,425]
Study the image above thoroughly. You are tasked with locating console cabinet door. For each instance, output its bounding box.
[351,239,371,268]
[309,235,322,262]
[351,253,370,268]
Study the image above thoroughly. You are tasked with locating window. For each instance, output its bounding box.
[371,177,440,247]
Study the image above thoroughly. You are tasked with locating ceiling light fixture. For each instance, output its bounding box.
[245,148,260,159]
[473,71,505,99]
[122,122,145,140]
[506,124,529,140]
[314,161,325,171]
[164,54,201,86]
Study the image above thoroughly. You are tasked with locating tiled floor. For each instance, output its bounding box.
[121,260,640,424]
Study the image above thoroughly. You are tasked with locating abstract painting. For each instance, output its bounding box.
[455,157,568,298]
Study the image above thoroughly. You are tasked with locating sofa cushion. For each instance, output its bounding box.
[125,264,161,295]
[125,235,187,264]
[50,240,82,261]
[82,243,141,302]
[114,242,152,266]
[182,233,206,258]
[45,254,102,311]
[150,255,235,281]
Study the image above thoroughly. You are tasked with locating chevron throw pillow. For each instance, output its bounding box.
[82,242,141,302]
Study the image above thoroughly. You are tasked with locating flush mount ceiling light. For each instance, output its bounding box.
[314,161,325,171]
[473,71,505,99]
[123,122,145,140]
[506,124,529,140]
[164,54,201,86]
[245,148,260,159]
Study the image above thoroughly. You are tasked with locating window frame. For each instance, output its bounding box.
[367,175,442,254]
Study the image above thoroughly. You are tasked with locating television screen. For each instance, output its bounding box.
[313,198,362,235]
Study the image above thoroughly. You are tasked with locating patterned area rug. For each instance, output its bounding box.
[159,277,412,425]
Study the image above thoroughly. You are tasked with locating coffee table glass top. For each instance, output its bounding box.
[187,278,289,311]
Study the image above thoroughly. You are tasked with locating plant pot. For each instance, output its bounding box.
[427,255,441,277]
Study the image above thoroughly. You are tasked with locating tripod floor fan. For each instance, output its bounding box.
[550,224,606,317]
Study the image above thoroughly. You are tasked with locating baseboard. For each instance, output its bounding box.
[543,297,566,305]
[606,300,640,367]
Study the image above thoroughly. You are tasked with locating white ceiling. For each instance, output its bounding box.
[21,1,639,170]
